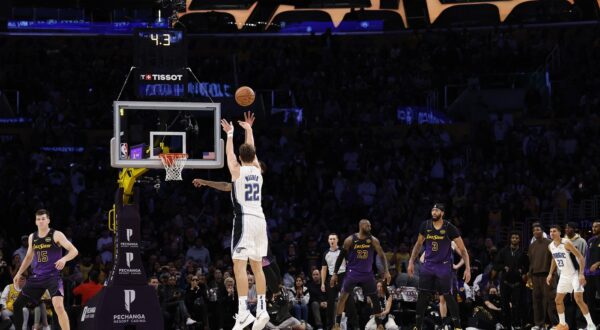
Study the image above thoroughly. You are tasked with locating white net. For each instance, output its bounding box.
[159,153,188,181]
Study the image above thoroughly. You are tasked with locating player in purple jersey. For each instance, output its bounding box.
[330,219,391,330]
[408,203,471,330]
[11,209,79,330]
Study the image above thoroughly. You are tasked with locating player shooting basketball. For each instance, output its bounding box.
[192,112,282,294]
[219,112,270,330]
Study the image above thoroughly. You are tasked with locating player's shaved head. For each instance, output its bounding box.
[359,219,371,235]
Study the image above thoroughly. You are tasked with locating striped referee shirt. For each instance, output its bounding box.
[322,248,347,275]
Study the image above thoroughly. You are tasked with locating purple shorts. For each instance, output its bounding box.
[419,262,453,294]
[341,269,377,296]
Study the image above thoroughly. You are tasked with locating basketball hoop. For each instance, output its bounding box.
[159,153,188,181]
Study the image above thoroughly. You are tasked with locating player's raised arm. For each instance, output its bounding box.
[238,116,261,170]
[53,230,78,270]
[192,178,232,192]
[372,237,391,284]
[238,111,255,147]
[408,234,425,278]
[221,119,240,180]
[13,234,34,287]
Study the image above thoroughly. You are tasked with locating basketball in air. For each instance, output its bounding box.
[235,86,255,107]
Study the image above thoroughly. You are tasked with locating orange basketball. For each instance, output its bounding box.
[235,86,255,107]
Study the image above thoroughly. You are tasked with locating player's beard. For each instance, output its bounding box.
[432,214,441,221]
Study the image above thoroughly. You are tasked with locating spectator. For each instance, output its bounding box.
[185,274,209,330]
[290,275,310,323]
[528,223,557,330]
[185,238,211,273]
[307,269,326,330]
[72,269,103,306]
[365,281,399,330]
[1,274,30,330]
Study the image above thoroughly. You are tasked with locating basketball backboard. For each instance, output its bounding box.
[111,101,224,169]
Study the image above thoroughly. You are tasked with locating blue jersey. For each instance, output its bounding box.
[346,234,375,274]
[31,229,63,279]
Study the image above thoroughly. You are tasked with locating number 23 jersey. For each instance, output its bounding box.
[548,238,577,277]
[232,165,265,218]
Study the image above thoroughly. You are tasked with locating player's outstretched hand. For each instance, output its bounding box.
[238,120,252,131]
[13,275,21,290]
[192,179,206,188]
[243,111,255,127]
[55,258,66,270]
[221,119,234,134]
[407,262,414,278]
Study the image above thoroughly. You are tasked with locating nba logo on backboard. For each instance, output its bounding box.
[120,143,128,159]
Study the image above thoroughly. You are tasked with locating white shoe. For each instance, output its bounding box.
[186,317,198,325]
[251,310,270,330]
[586,325,596,330]
[233,310,256,330]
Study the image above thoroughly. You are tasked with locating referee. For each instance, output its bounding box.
[321,233,358,330]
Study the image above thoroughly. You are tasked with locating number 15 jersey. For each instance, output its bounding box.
[232,165,265,218]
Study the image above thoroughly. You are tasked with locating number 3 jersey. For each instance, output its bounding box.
[31,229,63,278]
[419,219,460,265]
[549,238,577,277]
[232,165,265,218]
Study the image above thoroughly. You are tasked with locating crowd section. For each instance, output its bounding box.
[0,22,599,330]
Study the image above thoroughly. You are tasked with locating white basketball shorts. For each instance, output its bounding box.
[231,213,268,261]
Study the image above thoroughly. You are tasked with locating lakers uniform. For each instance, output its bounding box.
[549,238,583,293]
[342,234,377,296]
[418,219,461,294]
[231,165,268,261]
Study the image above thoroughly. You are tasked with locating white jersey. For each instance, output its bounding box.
[231,165,265,218]
[549,238,577,277]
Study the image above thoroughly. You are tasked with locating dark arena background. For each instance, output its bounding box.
[1,0,600,329]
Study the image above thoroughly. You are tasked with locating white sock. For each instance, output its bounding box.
[239,295,248,312]
[583,313,594,326]
[558,313,566,325]
[257,294,266,313]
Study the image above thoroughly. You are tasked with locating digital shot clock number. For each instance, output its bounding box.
[134,28,187,69]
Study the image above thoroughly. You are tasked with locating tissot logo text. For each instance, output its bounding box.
[140,74,183,81]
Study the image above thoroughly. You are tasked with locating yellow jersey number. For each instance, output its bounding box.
[36,251,48,262]
[431,242,439,252]
[357,250,369,259]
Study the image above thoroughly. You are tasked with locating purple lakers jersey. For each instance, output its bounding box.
[419,220,460,265]
[31,229,63,278]
[347,234,375,274]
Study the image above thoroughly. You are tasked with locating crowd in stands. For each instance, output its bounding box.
[0,21,599,330]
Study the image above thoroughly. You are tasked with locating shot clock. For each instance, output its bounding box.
[134,28,188,99]
[134,28,187,69]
